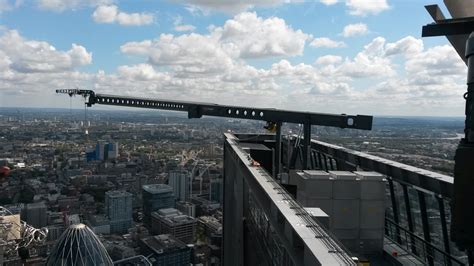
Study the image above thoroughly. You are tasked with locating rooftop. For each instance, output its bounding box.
[105,190,132,198]
[142,184,173,194]
[152,208,195,225]
[141,234,188,253]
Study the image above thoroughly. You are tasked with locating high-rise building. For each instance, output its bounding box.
[104,142,119,160]
[95,142,105,161]
[46,223,113,266]
[168,170,189,202]
[176,201,196,217]
[210,178,222,203]
[22,202,47,229]
[150,208,196,244]
[139,234,191,266]
[105,190,133,234]
[87,142,119,161]
[142,184,175,226]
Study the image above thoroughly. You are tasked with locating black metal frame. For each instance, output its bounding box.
[285,136,467,265]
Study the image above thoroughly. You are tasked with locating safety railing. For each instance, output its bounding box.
[282,136,469,265]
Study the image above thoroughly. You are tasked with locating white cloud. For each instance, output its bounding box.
[339,37,394,78]
[175,24,196,32]
[36,0,112,12]
[320,0,338,5]
[0,0,22,13]
[92,5,154,26]
[173,16,196,32]
[310,37,346,48]
[122,12,309,64]
[121,33,234,74]
[0,15,466,116]
[342,23,368,37]
[385,36,423,56]
[346,0,389,16]
[217,12,309,58]
[315,55,342,65]
[0,30,92,73]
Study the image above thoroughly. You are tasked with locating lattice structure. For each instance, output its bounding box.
[46,223,113,266]
[0,206,48,258]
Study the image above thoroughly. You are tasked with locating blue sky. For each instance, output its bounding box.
[0,0,467,116]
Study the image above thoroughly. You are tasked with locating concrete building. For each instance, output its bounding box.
[176,201,196,218]
[168,170,189,202]
[150,208,196,244]
[105,190,133,234]
[142,184,175,226]
[139,234,191,266]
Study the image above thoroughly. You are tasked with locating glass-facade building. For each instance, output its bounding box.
[142,184,175,226]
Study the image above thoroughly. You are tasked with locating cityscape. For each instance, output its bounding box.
[0,107,465,265]
[0,0,473,265]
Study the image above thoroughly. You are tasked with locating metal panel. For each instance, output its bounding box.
[355,171,386,200]
[360,200,385,229]
[332,200,360,229]
[330,171,360,200]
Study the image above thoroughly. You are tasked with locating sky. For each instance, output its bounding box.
[0,0,468,116]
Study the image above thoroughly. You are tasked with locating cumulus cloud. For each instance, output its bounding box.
[342,23,368,37]
[36,0,112,12]
[217,12,309,58]
[92,5,154,26]
[310,37,346,48]
[0,30,92,73]
[346,0,389,16]
[315,55,342,65]
[122,12,309,65]
[0,15,466,116]
[385,36,423,56]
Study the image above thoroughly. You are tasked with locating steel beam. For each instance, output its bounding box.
[402,184,417,255]
[418,191,434,266]
[388,178,402,244]
[56,89,372,130]
[437,196,451,266]
[274,122,282,179]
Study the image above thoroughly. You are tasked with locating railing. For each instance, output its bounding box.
[282,136,470,265]
[385,218,464,266]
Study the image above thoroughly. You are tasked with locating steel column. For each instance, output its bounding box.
[303,123,311,169]
[388,178,402,243]
[402,184,417,255]
[437,196,451,266]
[274,122,282,179]
[418,191,434,266]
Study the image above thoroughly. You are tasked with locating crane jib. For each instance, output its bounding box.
[55,89,373,130]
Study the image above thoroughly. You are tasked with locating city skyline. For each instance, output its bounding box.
[0,0,467,116]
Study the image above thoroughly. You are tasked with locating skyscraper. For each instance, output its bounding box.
[22,202,47,229]
[142,184,175,226]
[105,190,133,234]
[46,223,113,266]
[168,170,190,202]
